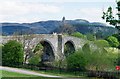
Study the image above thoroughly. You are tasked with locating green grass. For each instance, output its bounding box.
[1,70,39,77]
[16,67,91,78]
[0,68,103,79]
[1,70,62,79]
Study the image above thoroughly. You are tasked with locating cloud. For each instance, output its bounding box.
[74,8,103,22]
[0,1,60,14]
[1,0,114,2]
[0,1,61,22]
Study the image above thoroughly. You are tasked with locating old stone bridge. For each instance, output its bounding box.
[1,34,87,62]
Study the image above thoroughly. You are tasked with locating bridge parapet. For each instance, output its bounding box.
[1,34,87,61]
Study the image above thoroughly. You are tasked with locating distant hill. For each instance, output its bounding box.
[1,19,118,38]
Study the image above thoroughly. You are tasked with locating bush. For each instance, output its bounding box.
[2,40,24,66]
[29,43,43,65]
[86,34,96,41]
[94,40,109,47]
[28,54,40,65]
[71,32,86,39]
[106,36,119,47]
[82,43,91,53]
[67,50,87,71]
[86,50,116,71]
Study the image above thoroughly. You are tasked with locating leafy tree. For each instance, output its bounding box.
[28,54,40,65]
[106,36,119,47]
[67,50,87,71]
[12,30,35,64]
[82,43,91,53]
[102,1,120,67]
[71,32,86,39]
[33,43,43,53]
[94,40,110,47]
[29,43,43,65]
[86,49,116,71]
[86,33,96,41]
[102,7,116,25]
[102,3,120,31]
[2,40,24,66]
[22,34,35,63]
[0,45,2,65]
[112,34,120,48]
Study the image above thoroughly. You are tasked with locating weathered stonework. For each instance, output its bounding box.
[1,34,87,61]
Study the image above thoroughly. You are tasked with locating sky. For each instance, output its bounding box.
[0,0,118,23]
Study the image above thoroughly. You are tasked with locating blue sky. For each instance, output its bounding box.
[0,0,118,23]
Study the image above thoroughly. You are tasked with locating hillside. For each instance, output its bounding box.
[1,19,118,38]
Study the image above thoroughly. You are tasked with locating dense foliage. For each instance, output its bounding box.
[2,40,24,66]
[94,40,109,47]
[67,50,87,71]
[29,43,43,65]
[66,41,118,71]
[106,36,119,47]
[71,32,86,39]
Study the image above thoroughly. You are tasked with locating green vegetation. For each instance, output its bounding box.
[94,40,109,47]
[2,40,24,66]
[82,43,91,53]
[28,55,40,65]
[29,43,43,65]
[106,36,119,47]
[71,32,86,39]
[102,0,120,30]
[2,30,120,78]
[1,70,38,77]
[66,47,117,71]
[1,70,64,79]
[67,50,87,71]
[86,34,96,41]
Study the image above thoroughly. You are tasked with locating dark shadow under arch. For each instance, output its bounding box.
[64,41,75,57]
[40,40,55,62]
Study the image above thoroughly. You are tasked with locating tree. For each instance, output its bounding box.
[67,50,87,71]
[71,32,86,39]
[11,29,35,64]
[20,31,35,64]
[102,2,120,31]
[102,1,120,67]
[94,40,110,47]
[113,34,120,48]
[2,40,24,66]
[86,33,96,41]
[106,36,119,47]
[82,43,91,53]
[58,17,75,35]
[28,54,40,65]
[29,43,43,65]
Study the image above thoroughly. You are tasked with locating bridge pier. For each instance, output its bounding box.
[1,34,86,63]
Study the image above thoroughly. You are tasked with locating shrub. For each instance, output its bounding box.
[82,43,91,53]
[71,32,86,39]
[28,54,40,65]
[2,40,24,66]
[106,36,119,47]
[94,40,109,47]
[86,33,96,41]
[29,43,43,65]
[67,50,87,71]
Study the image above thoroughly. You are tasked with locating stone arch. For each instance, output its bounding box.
[39,40,55,62]
[64,40,75,57]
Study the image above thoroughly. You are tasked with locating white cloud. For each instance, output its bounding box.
[74,8,104,22]
[0,1,60,14]
[0,1,61,22]
[0,0,114,2]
